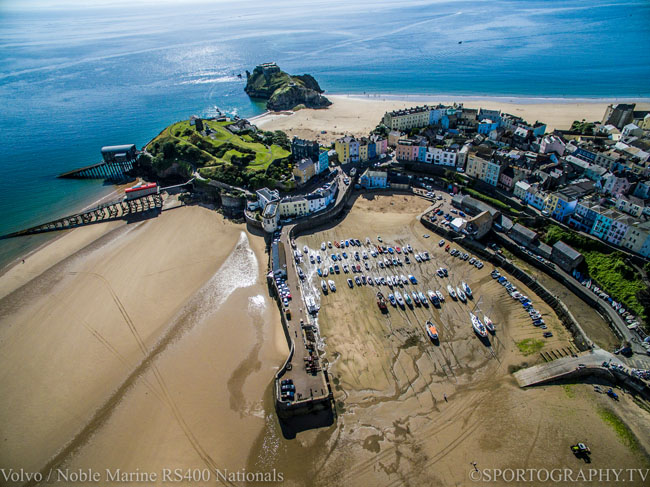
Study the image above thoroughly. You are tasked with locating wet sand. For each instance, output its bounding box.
[252,194,650,486]
[0,201,286,480]
[1,194,648,487]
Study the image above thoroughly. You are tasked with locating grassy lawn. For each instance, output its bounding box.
[516,338,545,356]
[542,225,646,320]
[597,407,641,453]
[464,188,520,215]
[148,119,289,175]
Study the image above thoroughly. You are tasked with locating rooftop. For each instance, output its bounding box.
[552,240,582,261]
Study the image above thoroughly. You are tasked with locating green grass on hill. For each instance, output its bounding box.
[146,119,291,188]
[463,188,520,215]
[542,225,646,320]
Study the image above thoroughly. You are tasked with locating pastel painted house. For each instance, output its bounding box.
[359,169,388,189]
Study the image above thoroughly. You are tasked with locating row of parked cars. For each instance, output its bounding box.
[280,378,295,401]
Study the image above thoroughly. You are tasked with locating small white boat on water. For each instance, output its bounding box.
[447,285,457,300]
[456,286,467,303]
[436,290,445,302]
[483,315,495,333]
[328,280,336,292]
[470,312,488,337]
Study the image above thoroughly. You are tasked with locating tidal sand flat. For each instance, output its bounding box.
[249,194,650,486]
[0,203,285,479]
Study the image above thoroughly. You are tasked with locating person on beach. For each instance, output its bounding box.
[444,393,447,402]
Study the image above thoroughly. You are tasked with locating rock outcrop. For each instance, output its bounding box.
[244,62,331,111]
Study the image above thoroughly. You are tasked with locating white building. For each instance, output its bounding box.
[424,147,458,166]
[513,181,531,200]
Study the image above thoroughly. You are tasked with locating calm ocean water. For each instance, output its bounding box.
[1,0,649,267]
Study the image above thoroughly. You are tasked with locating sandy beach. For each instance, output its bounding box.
[0,192,649,486]
[0,199,286,481]
[253,95,650,144]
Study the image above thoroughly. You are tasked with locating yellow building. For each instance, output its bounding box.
[292,158,315,185]
[359,143,368,162]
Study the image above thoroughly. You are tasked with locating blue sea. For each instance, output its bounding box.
[1,0,649,268]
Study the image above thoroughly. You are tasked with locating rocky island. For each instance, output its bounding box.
[244,62,331,111]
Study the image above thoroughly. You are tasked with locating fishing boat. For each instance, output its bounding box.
[306,296,319,314]
[401,275,408,285]
[309,254,315,264]
[323,268,329,277]
[415,254,422,263]
[317,268,322,277]
[347,278,353,288]
[462,281,472,298]
[388,293,396,306]
[334,264,340,274]
[419,291,428,307]
[436,268,444,277]
[378,261,385,269]
[377,292,387,312]
[456,287,467,303]
[387,277,393,289]
[334,241,340,248]
[328,280,336,292]
[356,264,361,272]
[364,262,370,270]
[329,265,334,274]
[404,293,413,307]
[384,258,391,267]
[395,290,405,307]
[423,251,430,261]
[436,290,445,302]
[470,312,488,337]
[406,244,412,252]
[327,241,332,248]
[396,247,402,254]
[316,255,321,263]
[321,242,326,250]
[412,291,420,305]
[355,276,361,286]
[426,320,439,341]
[483,316,495,333]
[405,256,411,264]
[362,275,367,285]
[321,280,327,293]
[442,268,448,277]
[408,275,417,284]
[447,285,457,300]
[427,289,437,303]
[303,245,309,254]
[345,240,350,247]
[388,247,395,254]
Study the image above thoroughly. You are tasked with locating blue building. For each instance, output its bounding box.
[359,169,388,189]
[478,119,499,134]
[418,146,427,162]
[318,150,330,174]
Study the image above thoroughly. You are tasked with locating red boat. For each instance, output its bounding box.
[334,241,340,248]
[377,246,383,254]
[396,247,401,254]
[377,292,388,312]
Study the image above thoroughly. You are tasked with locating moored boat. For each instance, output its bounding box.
[436,290,445,302]
[426,320,439,341]
[334,240,340,248]
[303,245,309,254]
[377,291,387,311]
[395,290,405,307]
[388,293,396,306]
[456,287,467,303]
[328,280,336,292]
[404,293,413,306]
[470,312,488,337]
[447,285,457,300]
[419,291,428,307]
[483,315,495,333]
[412,291,420,305]
[321,280,328,293]
[462,281,472,298]
[347,278,354,288]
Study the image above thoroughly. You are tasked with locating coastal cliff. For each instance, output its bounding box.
[245,62,331,111]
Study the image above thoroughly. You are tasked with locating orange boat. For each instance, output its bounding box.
[334,240,340,248]
[426,320,439,341]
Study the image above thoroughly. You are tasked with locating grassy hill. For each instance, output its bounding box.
[145,119,292,189]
